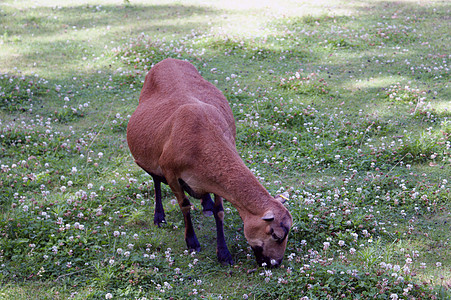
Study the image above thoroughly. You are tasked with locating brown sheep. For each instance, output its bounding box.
[127,58,292,266]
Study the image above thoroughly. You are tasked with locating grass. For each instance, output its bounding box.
[0,0,450,299]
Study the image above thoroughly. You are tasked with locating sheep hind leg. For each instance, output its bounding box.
[151,174,166,227]
[201,194,214,217]
[213,195,233,265]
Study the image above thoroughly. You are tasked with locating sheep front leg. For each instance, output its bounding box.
[168,177,201,252]
[213,195,233,265]
[179,196,201,252]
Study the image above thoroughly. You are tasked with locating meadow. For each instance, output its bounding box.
[0,0,449,299]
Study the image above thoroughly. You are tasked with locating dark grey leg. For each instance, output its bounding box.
[151,175,166,226]
[213,195,233,265]
[201,194,214,216]
[181,197,201,252]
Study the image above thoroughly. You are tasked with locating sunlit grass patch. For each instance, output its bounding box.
[279,71,331,95]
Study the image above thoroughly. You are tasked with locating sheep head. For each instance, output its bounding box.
[243,196,292,267]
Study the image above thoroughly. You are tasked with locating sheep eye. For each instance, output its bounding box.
[269,228,284,242]
[272,233,281,241]
[271,223,289,244]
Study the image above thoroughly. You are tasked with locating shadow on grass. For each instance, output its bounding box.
[0,3,220,75]
[0,3,219,37]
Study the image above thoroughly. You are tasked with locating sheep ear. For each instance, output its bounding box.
[275,194,289,204]
[261,210,275,221]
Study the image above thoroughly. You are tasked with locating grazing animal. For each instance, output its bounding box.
[127,58,292,267]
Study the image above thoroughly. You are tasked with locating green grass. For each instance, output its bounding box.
[0,0,450,299]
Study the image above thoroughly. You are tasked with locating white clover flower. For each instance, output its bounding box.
[105,293,113,299]
[403,265,410,274]
[116,248,123,255]
[113,231,120,237]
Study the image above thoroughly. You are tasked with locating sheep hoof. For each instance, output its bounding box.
[189,246,201,253]
[186,237,201,253]
[154,213,166,227]
[217,248,234,265]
